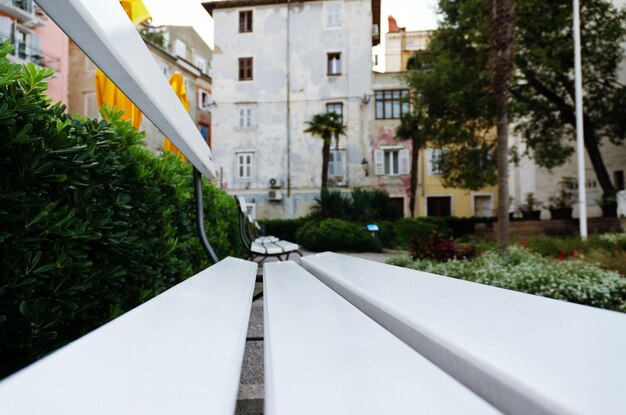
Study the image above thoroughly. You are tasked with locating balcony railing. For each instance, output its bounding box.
[0,34,61,72]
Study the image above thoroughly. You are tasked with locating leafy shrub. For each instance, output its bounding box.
[596,233,626,251]
[409,232,477,261]
[387,247,626,311]
[259,217,309,242]
[377,220,398,248]
[296,219,383,252]
[394,217,451,247]
[310,188,401,222]
[0,43,242,377]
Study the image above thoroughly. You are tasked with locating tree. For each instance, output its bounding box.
[407,0,626,199]
[304,112,347,190]
[487,0,516,250]
[396,107,429,217]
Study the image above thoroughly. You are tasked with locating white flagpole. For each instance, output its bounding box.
[573,0,588,239]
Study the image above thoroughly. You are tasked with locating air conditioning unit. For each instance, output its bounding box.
[268,190,283,201]
[269,178,283,189]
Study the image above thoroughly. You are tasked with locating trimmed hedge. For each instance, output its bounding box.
[296,219,383,252]
[387,248,626,311]
[0,44,243,377]
[259,217,309,242]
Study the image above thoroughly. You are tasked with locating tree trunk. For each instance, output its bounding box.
[582,117,615,195]
[321,136,330,190]
[488,0,516,252]
[410,138,419,217]
[496,95,510,251]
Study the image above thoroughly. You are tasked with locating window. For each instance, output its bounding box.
[427,196,452,217]
[198,124,209,145]
[615,170,624,191]
[83,91,98,119]
[428,149,445,176]
[239,10,253,33]
[328,149,346,178]
[375,89,409,119]
[326,102,343,123]
[473,194,494,217]
[326,3,342,27]
[197,89,210,110]
[239,106,252,128]
[195,57,208,74]
[239,57,253,81]
[327,52,341,76]
[237,152,253,179]
[374,148,409,176]
[174,39,186,58]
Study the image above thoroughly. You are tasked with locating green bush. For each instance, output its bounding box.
[259,217,308,242]
[386,247,626,311]
[310,187,401,222]
[0,42,243,377]
[296,219,383,252]
[377,220,398,248]
[394,217,451,247]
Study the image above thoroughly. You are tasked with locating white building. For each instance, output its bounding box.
[204,0,381,219]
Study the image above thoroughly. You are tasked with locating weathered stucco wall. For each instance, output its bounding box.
[211,0,374,219]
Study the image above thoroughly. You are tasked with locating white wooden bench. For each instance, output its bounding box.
[300,252,626,415]
[0,258,257,414]
[263,261,500,415]
[6,2,625,414]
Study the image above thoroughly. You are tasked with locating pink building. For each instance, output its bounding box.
[0,1,68,105]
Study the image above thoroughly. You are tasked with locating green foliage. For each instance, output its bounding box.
[407,0,626,192]
[0,43,242,377]
[259,217,309,242]
[387,247,626,311]
[296,219,383,253]
[311,188,402,222]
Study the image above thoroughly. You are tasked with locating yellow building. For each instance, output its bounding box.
[369,19,497,218]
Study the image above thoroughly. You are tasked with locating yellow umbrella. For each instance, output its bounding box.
[163,72,189,161]
[120,0,152,26]
[96,0,151,130]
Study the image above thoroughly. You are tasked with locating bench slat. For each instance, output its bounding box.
[301,252,626,415]
[0,257,257,415]
[264,261,500,415]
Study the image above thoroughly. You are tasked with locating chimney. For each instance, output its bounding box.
[388,15,400,33]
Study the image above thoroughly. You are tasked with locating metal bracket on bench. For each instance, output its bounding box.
[193,167,219,265]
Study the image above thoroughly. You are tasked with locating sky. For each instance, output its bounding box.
[142,0,440,49]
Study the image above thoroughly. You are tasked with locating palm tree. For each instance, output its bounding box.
[396,110,428,217]
[487,0,516,251]
[304,112,347,190]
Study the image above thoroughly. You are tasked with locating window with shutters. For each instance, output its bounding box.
[328,149,346,178]
[174,39,186,58]
[236,152,254,179]
[428,149,446,176]
[238,106,252,128]
[239,10,253,33]
[327,52,341,76]
[374,147,409,176]
[325,3,342,27]
[239,57,253,81]
[375,89,409,119]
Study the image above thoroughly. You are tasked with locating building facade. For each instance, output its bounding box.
[205,0,381,218]
[372,20,497,218]
[67,24,213,153]
[0,1,68,105]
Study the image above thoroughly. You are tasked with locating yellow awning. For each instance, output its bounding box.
[163,73,190,161]
[96,0,152,130]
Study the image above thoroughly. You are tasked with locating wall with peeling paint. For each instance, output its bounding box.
[211,0,374,219]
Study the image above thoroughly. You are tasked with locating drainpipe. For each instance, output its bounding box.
[286,0,291,197]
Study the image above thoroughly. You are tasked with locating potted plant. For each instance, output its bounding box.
[597,190,617,217]
[548,177,575,220]
[519,192,542,220]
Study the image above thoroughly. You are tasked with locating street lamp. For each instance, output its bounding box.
[361,158,369,176]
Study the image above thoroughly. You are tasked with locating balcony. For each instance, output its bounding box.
[0,33,61,72]
[0,0,43,26]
